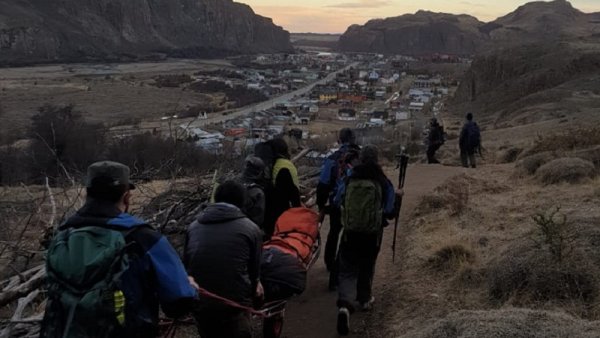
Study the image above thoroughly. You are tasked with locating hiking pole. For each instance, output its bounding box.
[392,148,409,263]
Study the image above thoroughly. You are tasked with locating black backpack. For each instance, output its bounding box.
[254,142,276,180]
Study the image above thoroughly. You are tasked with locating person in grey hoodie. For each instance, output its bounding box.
[185,180,264,338]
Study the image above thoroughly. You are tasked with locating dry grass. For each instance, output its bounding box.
[525,127,600,157]
[535,158,596,185]
[514,151,555,176]
[401,308,600,338]
[427,244,475,271]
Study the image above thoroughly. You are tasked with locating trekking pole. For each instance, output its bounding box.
[392,148,409,263]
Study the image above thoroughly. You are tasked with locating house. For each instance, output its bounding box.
[395,111,410,120]
[319,90,338,103]
[409,102,425,114]
[338,108,358,121]
[368,71,380,81]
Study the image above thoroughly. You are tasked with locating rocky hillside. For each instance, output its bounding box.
[338,11,485,55]
[0,0,293,65]
[338,0,599,55]
[451,37,600,127]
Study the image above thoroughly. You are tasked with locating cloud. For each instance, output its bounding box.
[326,0,391,9]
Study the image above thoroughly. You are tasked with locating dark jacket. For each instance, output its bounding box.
[185,203,263,307]
[428,123,444,146]
[265,166,301,238]
[459,121,481,152]
[316,143,361,209]
[46,199,197,338]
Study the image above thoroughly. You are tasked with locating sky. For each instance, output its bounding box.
[239,0,600,33]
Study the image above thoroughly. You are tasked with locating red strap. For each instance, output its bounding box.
[196,287,267,318]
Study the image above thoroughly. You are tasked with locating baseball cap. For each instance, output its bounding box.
[85,161,135,190]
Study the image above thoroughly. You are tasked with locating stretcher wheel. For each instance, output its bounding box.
[263,314,284,338]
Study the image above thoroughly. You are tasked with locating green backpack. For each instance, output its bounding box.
[43,226,131,338]
[342,179,384,234]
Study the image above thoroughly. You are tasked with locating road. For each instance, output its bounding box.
[196,62,360,126]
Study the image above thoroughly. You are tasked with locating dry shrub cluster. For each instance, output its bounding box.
[514,152,555,176]
[535,158,596,185]
[427,244,475,271]
[525,127,600,157]
[487,248,598,306]
[401,308,600,338]
[497,146,524,164]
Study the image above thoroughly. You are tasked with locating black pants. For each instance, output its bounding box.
[427,143,441,163]
[193,307,252,338]
[336,234,380,313]
[460,149,476,168]
[324,207,343,271]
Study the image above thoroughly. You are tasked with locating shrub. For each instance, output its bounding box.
[535,158,596,184]
[153,74,193,88]
[427,244,475,271]
[498,147,523,164]
[531,207,575,263]
[514,152,554,176]
[526,127,600,156]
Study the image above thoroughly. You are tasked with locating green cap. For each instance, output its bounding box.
[85,161,135,190]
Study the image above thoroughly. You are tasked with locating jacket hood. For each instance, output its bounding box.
[197,203,248,224]
[61,199,147,230]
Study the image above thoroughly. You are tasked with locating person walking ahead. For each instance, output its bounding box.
[41,161,198,338]
[459,113,481,168]
[333,146,402,336]
[317,128,360,290]
[185,180,264,338]
[426,118,445,164]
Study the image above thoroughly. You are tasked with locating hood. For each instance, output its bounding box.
[197,203,247,224]
[61,199,147,230]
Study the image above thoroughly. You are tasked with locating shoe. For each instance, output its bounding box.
[337,307,350,336]
[360,297,375,312]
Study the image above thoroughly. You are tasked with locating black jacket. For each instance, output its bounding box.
[185,203,263,307]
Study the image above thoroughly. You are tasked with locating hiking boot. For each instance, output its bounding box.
[337,307,350,336]
[360,297,375,312]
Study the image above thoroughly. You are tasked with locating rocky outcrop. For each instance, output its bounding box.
[0,0,293,65]
[338,0,600,55]
[338,11,485,55]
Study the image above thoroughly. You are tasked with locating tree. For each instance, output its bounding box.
[30,104,106,184]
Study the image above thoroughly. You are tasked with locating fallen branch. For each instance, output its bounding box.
[0,266,45,308]
[0,289,41,338]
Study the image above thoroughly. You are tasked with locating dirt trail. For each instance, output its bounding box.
[283,164,467,338]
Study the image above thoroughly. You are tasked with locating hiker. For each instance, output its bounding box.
[317,128,360,290]
[239,155,268,230]
[185,180,263,338]
[41,161,198,338]
[264,138,301,237]
[333,145,403,336]
[459,113,481,168]
[426,118,445,164]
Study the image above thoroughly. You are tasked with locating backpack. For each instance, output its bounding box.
[243,182,266,228]
[254,142,276,180]
[342,179,384,234]
[466,123,481,149]
[42,226,132,338]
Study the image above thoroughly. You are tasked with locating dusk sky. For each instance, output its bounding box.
[239,0,600,33]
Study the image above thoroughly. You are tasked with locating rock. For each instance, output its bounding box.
[0,0,293,65]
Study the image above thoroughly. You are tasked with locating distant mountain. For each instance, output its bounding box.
[338,11,485,55]
[485,0,599,44]
[290,33,340,51]
[338,0,600,55]
[0,0,293,65]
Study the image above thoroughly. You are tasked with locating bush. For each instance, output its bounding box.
[535,158,596,184]
[526,127,600,156]
[531,207,575,263]
[153,74,193,88]
[29,104,106,184]
[487,247,598,305]
[497,147,523,164]
[401,309,600,338]
[416,175,470,216]
[427,244,475,271]
[105,133,217,180]
[514,152,554,176]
